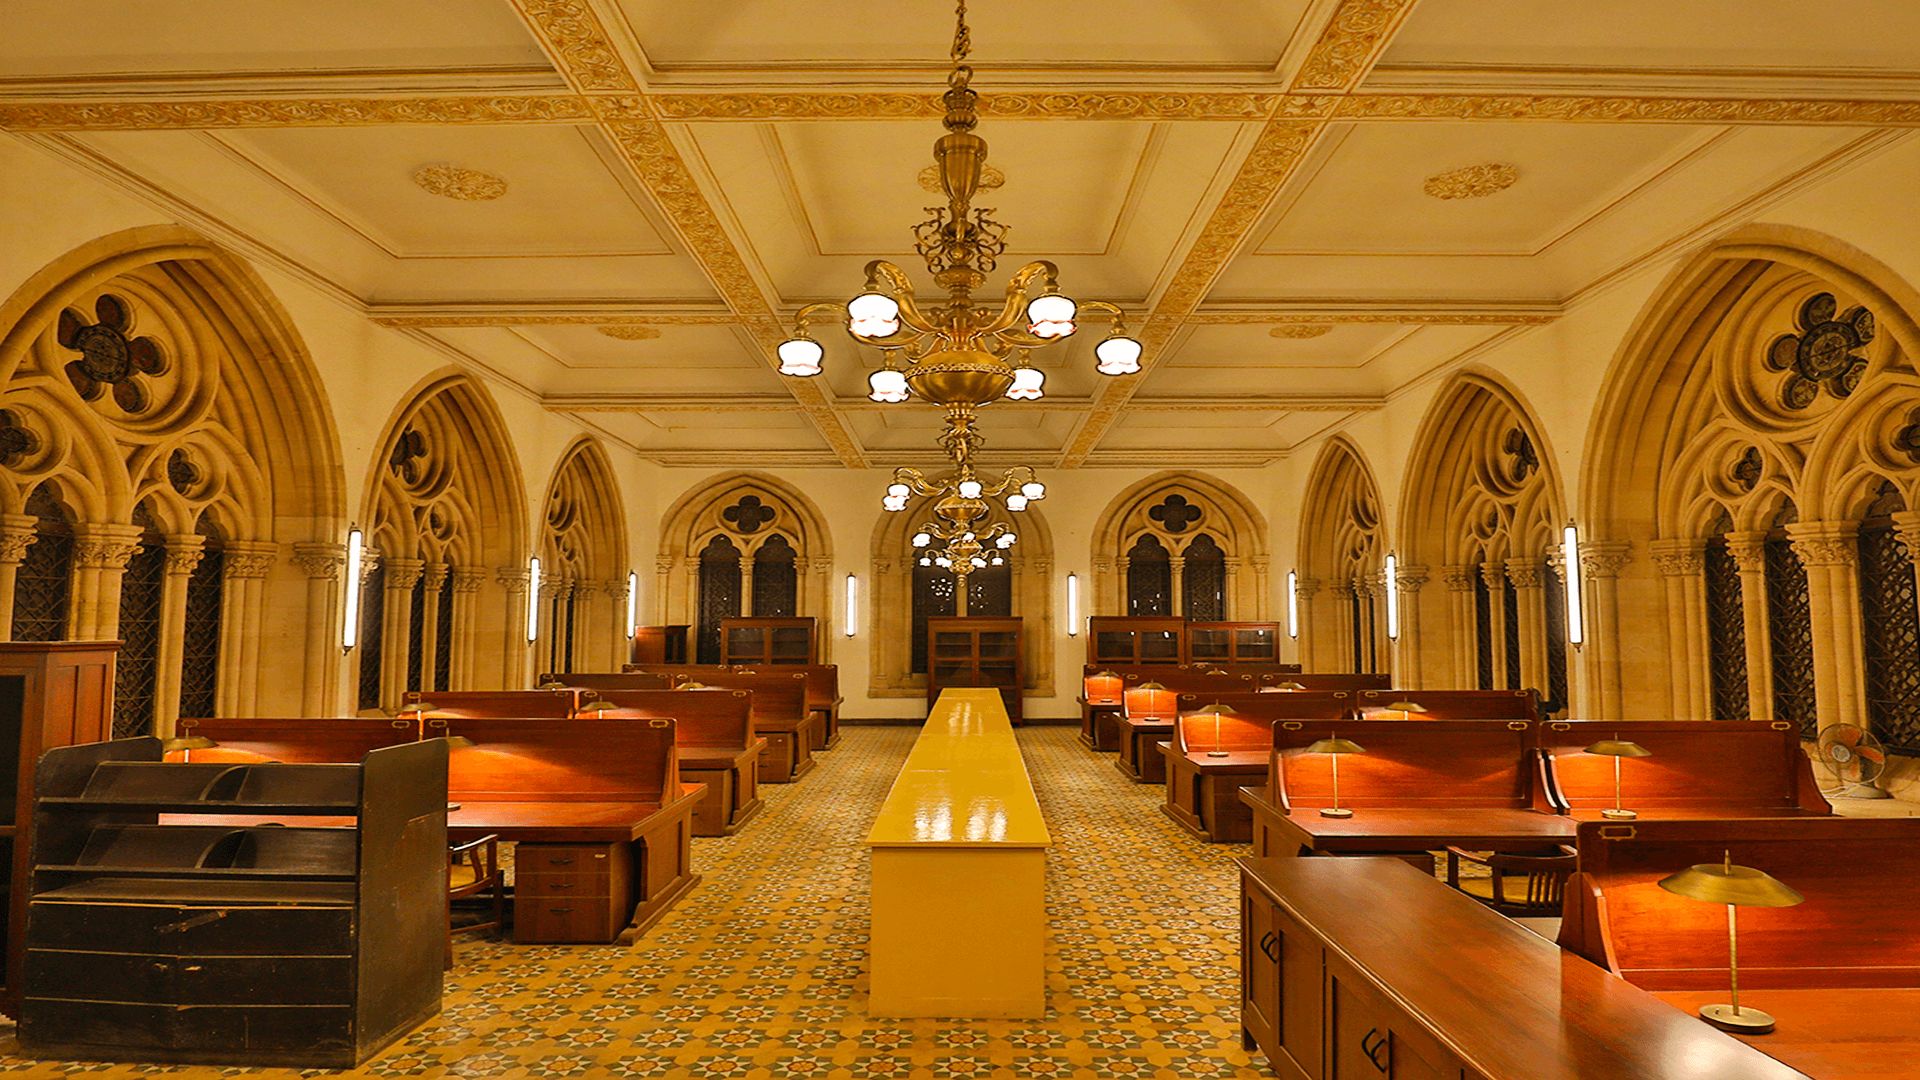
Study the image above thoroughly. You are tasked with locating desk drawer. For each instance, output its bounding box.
[515,897,620,944]
[21,999,353,1057]
[517,868,612,898]
[516,843,622,877]
[29,900,353,956]
[26,949,353,1005]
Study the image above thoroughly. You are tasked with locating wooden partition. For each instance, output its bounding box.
[1114,669,1264,783]
[1537,720,1829,817]
[583,688,765,836]
[1162,692,1351,843]
[407,689,578,718]
[781,664,842,750]
[437,717,702,944]
[163,717,419,763]
[866,689,1049,1019]
[1355,688,1540,721]
[1555,817,1920,1079]
[665,671,817,783]
[547,671,674,692]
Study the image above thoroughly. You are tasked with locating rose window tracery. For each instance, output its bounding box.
[1732,446,1763,491]
[721,495,777,534]
[0,410,38,466]
[388,427,427,484]
[57,295,167,412]
[1147,494,1202,534]
[1766,293,1874,408]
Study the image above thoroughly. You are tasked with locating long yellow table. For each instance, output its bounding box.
[865,689,1051,1018]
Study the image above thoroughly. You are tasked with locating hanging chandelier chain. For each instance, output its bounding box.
[951,0,971,70]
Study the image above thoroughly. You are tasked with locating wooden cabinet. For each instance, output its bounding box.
[926,617,1023,723]
[513,841,632,944]
[18,737,445,1068]
[1087,616,1183,667]
[631,625,690,664]
[721,617,817,666]
[1186,621,1282,665]
[0,641,117,1016]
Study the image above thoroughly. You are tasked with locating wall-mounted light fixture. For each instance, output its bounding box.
[1564,522,1585,646]
[1286,570,1299,639]
[626,570,638,638]
[1066,573,1081,636]
[526,556,541,643]
[845,574,859,637]
[1384,553,1400,641]
[342,527,364,650]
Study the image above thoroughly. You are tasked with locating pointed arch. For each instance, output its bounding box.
[1090,471,1269,621]
[537,436,631,674]
[0,224,346,724]
[657,472,835,662]
[1296,438,1388,675]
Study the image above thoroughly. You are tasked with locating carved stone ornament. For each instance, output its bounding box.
[1271,324,1333,339]
[413,164,508,201]
[1396,565,1430,593]
[389,427,426,484]
[289,542,346,580]
[597,325,661,340]
[1148,494,1203,534]
[57,295,167,412]
[1294,576,1322,598]
[383,558,425,590]
[0,409,39,466]
[1423,163,1518,200]
[72,528,143,570]
[223,547,278,580]
[1440,565,1476,592]
[164,541,207,576]
[1503,560,1543,589]
[166,448,202,496]
[1895,406,1920,462]
[0,523,37,564]
[1726,534,1768,575]
[1732,446,1764,491]
[1648,539,1707,577]
[721,495,776,535]
[1787,523,1860,568]
[1766,292,1873,408]
[1578,541,1633,578]
[452,567,488,594]
[496,568,530,595]
[1503,428,1537,484]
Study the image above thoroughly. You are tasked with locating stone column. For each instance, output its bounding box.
[1725,533,1773,724]
[737,557,755,621]
[655,555,675,627]
[1168,555,1186,617]
[1788,520,1866,731]
[290,542,346,716]
[1505,558,1544,696]
[1441,565,1476,688]
[1294,577,1322,671]
[1115,557,1131,616]
[874,555,904,691]
[1578,540,1633,720]
[154,534,207,736]
[1249,555,1271,622]
[1895,511,1920,620]
[420,563,449,690]
[0,513,40,639]
[601,578,628,671]
[496,566,532,689]
[449,567,486,688]
[1026,555,1053,692]
[1223,558,1243,621]
[811,556,835,662]
[382,558,424,710]
[217,542,278,717]
[1648,538,1709,722]
[1479,563,1508,689]
[1091,556,1116,618]
[1395,564,1429,689]
[71,523,142,640]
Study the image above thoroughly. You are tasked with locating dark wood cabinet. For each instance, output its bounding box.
[1087,616,1183,667]
[631,625,690,665]
[18,737,446,1067]
[513,841,633,944]
[720,617,816,666]
[0,641,117,1017]
[926,616,1023,723]
[1185,621,1281,665]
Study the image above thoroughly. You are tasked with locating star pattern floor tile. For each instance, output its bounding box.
[0,726,1276,1079]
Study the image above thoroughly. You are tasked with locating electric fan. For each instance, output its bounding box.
[1816,723,1891,800]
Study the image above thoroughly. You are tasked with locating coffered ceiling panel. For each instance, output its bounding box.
[611,0,1314,73]
[1159,324,1415,370]
[0,0,548,81]
[1382,0,1920,75]
[510,325,761,370]
[425,326,788,397]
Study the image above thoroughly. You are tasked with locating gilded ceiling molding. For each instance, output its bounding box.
[507,0,639,93]
[371,314,738,328]
[1272,325,1333,338]
[1424,163,1518,200]
[0,95,593,131]
[1335,93,1920,125]
[1189,311,1559,325]
[1290,0,1423,93]
[595,325,660,339]
[413,165,508,201]
[648,91,1280,122]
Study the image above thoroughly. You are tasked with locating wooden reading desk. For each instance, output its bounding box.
[629,668,819,783]
[1536,719,1830,818]
[1239,856,1809,1080]
[1556,816,1920,1080]
[1160,692,1351,843]
[1114,670,1265,783]
[580,687,767,836]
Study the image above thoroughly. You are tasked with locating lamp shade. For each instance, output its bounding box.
[576,698,621,713]
[1304,737,1365,755]
[1025,293,1077,338]
[1006,366,1045,400]
[777,337,824,376]
[1385,700,1428,713]
[868,368,910,402]
[1274,681,1307,691]
[1585,739,1652,758]
[1095,333,1143,374]
[161,734,218,752]
[848,292,901,337]
[1658,860,1804,908]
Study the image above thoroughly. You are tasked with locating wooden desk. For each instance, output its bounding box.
[645,669,819,784]
[1239,856,1807,1080]
[1256,802,1574,855]
[866,689,1049,1019]
[1536,719,1829,817]
[1651,988,1920,1079]
[1355,688,1540,721]
[1161,692,1351,843]
[582,688,766,836]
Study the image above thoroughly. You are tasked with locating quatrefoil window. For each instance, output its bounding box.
[1766,293,1874,408]
[57,295,167,412]
[1896,407,1920,463]
[389,427,427,484]
[0,410,37,466]
[166,449,202,495]
[722,495,776,534]
[1503,429,1537,483]
[1732,446,1763,492]
[1148,494,1203,534]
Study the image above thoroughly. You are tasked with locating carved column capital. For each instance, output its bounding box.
[1440,564,1476,592]
[1294,576,1322,598]
[422,561,451,591]
[1223,557,1243,579]
[1394,564,1430,593]
[1091,556,1115,575]
[72,523,143,570]
[451,566,488,594]
[1786,520,1859,568]
[603,578,630,602]
[0,513,39,565]
[290,541,346,580]
[1479,562,1506,590]
[384,557,425,590]
[1892,510,1920,554]
[655,555,676,576]
[1503,558,1543,589]
[1577,540,1633,578]
[162,533,207,576]
[1724,532,1768,574]
[1647,537,1707,577]
[808,557,834,575]
[222,541,279,581]
[496,566,529,595]
[358,545,383,584]
[1248,556,1269,574]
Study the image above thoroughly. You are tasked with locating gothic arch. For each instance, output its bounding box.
[0,225,346,726]
[537,437,630,674]
[1397,372,1568,699]
[358,371,529,708]
[1582,224,1920,734]
[1296,438,1388,674]
[868,495,1055,703]
[657,472,834,661]
[1090,471,1269,621]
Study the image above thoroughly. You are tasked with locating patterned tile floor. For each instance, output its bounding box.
[0,726,1273,1079]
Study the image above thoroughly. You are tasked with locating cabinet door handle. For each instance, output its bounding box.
[1361,1028,1389,1073]
[547,857,575,865]
[547,907,574,914]
[1257,931,1279,963]
[158,910,226,934]
[549,883,576,889]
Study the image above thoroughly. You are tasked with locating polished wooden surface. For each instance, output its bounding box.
[1536,720,1829,816]
[1355,688,1539,721]
[1161,694,1352,843]
[1269,719,1544,811]
[626,668,819,782]
[162,718,418,764]
[1651,987,1920,1080]
[866,690,1049,850]
[1266,804,1573,852]
[408,689,578,718]
[580,688,763,835]
[1238,856,1807,1080]
[549,671,674,692]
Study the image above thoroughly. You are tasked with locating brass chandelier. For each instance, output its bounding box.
[777,0,1143,588]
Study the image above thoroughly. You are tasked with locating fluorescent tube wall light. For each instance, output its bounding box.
[1286,570,1298,639]
[1564,523,1585,646]
[342,528,363,649]
[1384,554,1400,640]
[626,571,638,638]
[1067,573,1081,635]
[527,557,541,642]
[845,574,859,637]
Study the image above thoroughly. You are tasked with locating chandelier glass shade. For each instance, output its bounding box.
[776,0,1140,591]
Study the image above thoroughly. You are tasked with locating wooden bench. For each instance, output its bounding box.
[761,664,841,751]
[1355,688,1540,721]
[579,688,766,836]
[542,671,673,692]
[1161,692,1351,843]
[406,689,579,718]
[1537,720,1830,819]
[1557,816,1920,1079]
[164,717,420,763]
[651,669,818,784]
[1243,719,1560,869]
[435,717,703,945]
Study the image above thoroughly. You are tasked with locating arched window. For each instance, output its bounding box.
[1182,534,1226,622]
[12,483,72,642]
[1858,482,1919,751]
[909,550,1012,675]
[1703,510,1749,723]
[177,515,223,719]
[406,568,428,693]
[1126,535,1171,616]
[1473,566,1493,691]
[434,569,455,692]
[753,534,798,617]
[114,502,165,738]
[1094,474,1268,624]
[1763,503,1816,737]
[696,535,743,664]
[356,560,385,711]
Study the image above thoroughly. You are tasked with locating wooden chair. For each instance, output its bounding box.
[1444,845,1576,914]
[447,833,504,967]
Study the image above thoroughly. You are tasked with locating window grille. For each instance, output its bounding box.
[1502,574,1521,691]
[752,535,799,617]
[1474,570,1493,691]
[1125,535,1171,616]
[1764,532,1817,738]
[1541,559,1569,713]
[696,535,742,665]
[357,562,385,710]
[1859,484,1919,753]
[1704,536,1750,722]
[177,518,222,720]
[113,506,165,738]
[405,570,426,693]
[434,568,454,692]
[1181,534,1226,622]
[11,484,71,642]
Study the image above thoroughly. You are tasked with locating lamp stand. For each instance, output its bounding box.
[1321,753,1352,818]
[1698,903,1775,1033]
[1601,753,1637,820]
[1208,711,1229,757]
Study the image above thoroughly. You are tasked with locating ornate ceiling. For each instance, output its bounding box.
[4,0,1916,467]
